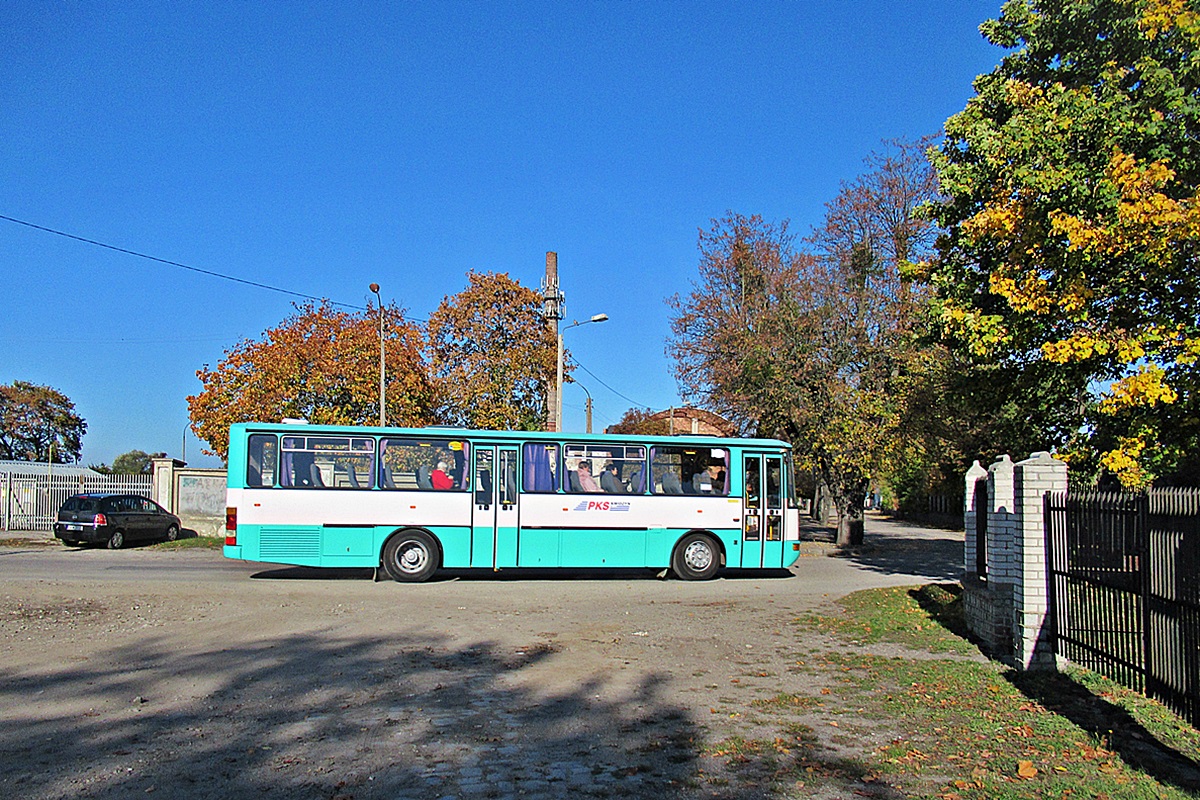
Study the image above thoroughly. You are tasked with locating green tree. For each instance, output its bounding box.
[0,381,86,462]
[427,271,558,431]
[926,0,1200,487]
[669,142,940,545]
[189,301,438,460]
[108,450,165,475]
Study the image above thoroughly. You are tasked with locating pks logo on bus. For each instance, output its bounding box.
[572,501,631,512]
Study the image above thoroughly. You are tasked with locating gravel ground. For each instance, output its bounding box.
[0,516,965,799]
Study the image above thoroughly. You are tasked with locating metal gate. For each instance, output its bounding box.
[1045,489,1200,727]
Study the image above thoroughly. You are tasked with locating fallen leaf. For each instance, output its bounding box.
[1017,760,1038,779]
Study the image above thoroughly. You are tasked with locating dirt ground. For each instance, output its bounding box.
[0,517,966,799]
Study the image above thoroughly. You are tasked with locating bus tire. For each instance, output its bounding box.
[671,533,720,581]
[381,530,440,583]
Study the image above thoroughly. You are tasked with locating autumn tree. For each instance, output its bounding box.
[605,408,673,436]
[669,141,940,545]
[189,301,438,460]
[926,0,1200,487]
[426,271,558,431]
[0,381,87,462]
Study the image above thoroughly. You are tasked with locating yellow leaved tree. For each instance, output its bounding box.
[928,0,1200,488]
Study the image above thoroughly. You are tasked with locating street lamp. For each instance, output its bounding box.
[557,313,607,432]
[369,283,386,427]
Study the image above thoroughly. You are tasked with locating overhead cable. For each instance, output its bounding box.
[0,213,364,310]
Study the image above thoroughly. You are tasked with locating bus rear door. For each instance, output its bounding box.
[741,453,785,568]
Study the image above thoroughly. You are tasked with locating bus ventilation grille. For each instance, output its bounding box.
[260,529,322,560]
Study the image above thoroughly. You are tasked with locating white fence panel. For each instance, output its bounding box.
[1,473,154,531]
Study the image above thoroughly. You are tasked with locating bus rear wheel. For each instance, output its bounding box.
[382,530,439,583]
[672,533,720,581]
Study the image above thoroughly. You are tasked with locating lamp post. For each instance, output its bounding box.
[557,313,607,432]
[369,283,386,427]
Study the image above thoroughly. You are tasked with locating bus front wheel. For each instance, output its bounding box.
[672,533,720,581]
[382,530,439,583]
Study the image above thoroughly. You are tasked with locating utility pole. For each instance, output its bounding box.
[541,252,563,432]
[369,283,386,427]
[585,396,593,434]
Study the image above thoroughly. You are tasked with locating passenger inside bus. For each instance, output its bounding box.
[576,460,601,493]
[696,464,726,495]
[600,462,626,493]
[431,461,453,490]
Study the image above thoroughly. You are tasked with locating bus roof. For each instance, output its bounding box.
[229,421,791,450]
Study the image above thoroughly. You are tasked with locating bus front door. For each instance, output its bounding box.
[741,454,785,568]
[471,445,519,570]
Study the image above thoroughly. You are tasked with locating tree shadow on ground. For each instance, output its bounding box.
[0,614,886,799]
[0,629,700,799]
[1006,669,1200,795]
[830,537,964,582]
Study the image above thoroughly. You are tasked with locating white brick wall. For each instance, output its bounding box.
[962,450,1067,671]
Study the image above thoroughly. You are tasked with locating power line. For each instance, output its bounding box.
[0,213,365,310]
[571,358,653,409]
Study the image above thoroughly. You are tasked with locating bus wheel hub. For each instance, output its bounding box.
[684,541,712,570]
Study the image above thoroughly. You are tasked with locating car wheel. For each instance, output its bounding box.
[381,530,439,582]
[164,524,179,542]
[671,533,720,581]
[107,530,125,550]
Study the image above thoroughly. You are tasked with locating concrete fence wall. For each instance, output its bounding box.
[151,459,227,537]
[962,451,1067,671]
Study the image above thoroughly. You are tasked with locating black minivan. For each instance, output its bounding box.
[54,493,181,549]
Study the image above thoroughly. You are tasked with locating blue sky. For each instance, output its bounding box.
[2,1,1003,468]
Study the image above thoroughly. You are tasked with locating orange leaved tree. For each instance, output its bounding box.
[188,301,439,461]
[427,271,558,431]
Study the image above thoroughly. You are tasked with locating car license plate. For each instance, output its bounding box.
[66,524,82,532]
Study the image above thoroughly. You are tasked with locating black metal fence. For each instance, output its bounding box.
[1045,489,1200,727]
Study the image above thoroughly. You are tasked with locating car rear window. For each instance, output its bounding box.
[77,498,100,512]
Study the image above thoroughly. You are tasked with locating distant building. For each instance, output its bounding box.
[0,460,101,477]
[646,407,738,437]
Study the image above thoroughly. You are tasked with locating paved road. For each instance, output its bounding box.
[1,513,963,594]
[0,515,964,800]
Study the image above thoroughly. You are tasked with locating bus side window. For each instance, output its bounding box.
[522,443,558,492]
[247,434,277,487]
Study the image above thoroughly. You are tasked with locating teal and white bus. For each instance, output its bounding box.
[223,421,803,582]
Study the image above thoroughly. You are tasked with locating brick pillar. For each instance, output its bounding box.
[1012,451,1068,671]
[963,460,988,576]
[987,455,1016,588]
